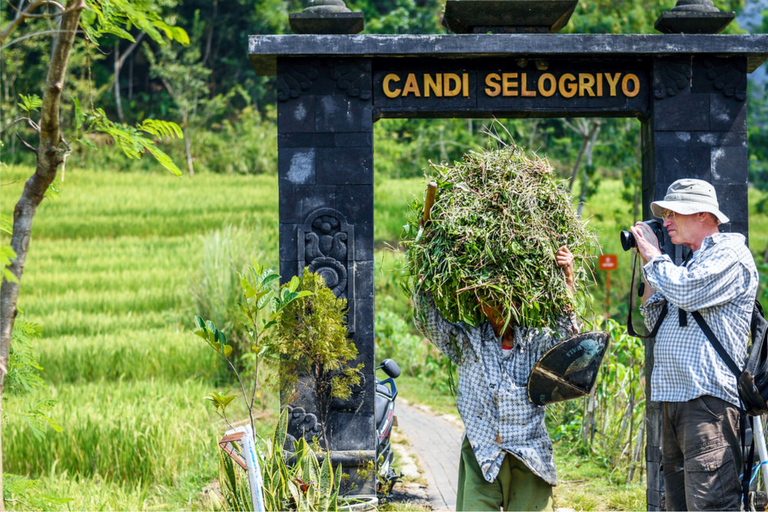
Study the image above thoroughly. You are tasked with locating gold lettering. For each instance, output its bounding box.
[383,74,401,98]
[402,73,420,97]
[622,73,640,97]
[521,73,536,97]
[424,74,442,97]
[579,73,596,97]
[559,73,577,98]
[462,73,469,97]
[538,73,557,97]
[444,73,462,97]
[502,73,519,96]
[485,73,501,97]
[596,73,603,96]
[605,73,621,97]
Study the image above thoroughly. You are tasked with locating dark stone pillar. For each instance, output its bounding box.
[643,55,748,511]
[277,57,375,496]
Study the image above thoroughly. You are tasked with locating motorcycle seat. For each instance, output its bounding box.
[375,394,389,426]
[377,383,393,397]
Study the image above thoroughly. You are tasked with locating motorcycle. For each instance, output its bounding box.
[375,358,401,496]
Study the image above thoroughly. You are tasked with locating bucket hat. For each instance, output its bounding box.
[650,178,729,224]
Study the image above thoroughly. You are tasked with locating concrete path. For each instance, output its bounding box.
[395,402,463,511]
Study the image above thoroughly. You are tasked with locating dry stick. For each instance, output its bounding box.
[422,181,437,225]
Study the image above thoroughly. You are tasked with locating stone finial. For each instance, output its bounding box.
[442,0,578,34]
[289,0,364,34]
[655,0,735,34]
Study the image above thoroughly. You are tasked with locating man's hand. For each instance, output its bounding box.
[629,222,662,264]
[556,246,575,293]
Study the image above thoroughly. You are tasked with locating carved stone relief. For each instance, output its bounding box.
[331,61,372,100]
[653,59,690,99]
[277,62,320,101]
[298,208,356,332]
[285,405,324,446]
[702,58,747,102]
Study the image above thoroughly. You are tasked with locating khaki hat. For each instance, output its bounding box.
[650,178,729,224]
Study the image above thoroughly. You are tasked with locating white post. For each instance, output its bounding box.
[223,425,266,512]
[753,415,768,493]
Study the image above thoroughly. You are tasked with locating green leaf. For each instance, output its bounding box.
[288,275,301,293]
[1,246,18,284]
[18,93,42,114]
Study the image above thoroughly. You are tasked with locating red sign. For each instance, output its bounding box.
[598,254,618,271]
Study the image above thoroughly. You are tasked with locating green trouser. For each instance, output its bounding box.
[456,436,554,512]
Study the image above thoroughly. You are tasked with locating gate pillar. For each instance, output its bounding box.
[643,55,748,510]
[276,56,376,495]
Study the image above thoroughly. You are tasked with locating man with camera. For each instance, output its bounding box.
[630,178,758,511]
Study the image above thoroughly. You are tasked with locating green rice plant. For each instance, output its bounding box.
[37,331,217,385]
[3,379,221,485]
[191,223,270,361]
[403,143,598,331]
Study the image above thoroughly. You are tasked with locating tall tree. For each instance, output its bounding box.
[0,2,186,508]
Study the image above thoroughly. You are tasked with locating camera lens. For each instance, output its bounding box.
[620,230,635,252]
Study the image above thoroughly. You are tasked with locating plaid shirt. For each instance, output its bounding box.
[414,293,579,485]
[641,233,758,407]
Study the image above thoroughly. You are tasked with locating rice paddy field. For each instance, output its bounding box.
[2,163,768,510]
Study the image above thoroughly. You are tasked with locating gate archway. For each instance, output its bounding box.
[249,31,768,506]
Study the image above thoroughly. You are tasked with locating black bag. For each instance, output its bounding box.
[691,299,768,417]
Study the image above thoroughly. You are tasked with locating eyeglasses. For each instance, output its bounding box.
[661,210,677,220]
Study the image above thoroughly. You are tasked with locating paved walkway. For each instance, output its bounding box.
[395,402,463,511]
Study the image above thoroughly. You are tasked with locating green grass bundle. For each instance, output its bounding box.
[403,144,597,330]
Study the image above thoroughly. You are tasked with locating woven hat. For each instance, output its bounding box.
[650,178,729,224]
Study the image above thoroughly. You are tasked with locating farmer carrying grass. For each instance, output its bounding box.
[414,246,579,512]
[406,144,596,511]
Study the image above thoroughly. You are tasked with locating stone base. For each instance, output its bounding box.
[654,11,735,34]
[442,0,578,34]
[290,12,364,34]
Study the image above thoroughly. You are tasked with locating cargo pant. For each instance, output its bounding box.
[456,436,554,511]
[661,395,742,511]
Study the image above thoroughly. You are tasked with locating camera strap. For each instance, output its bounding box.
[626,250,667,339]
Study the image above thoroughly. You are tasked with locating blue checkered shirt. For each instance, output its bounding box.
[640,233,758,407]
[414,293,579,485]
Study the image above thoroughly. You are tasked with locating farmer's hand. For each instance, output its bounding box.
[629,222,662,264]
[556,246,575,293]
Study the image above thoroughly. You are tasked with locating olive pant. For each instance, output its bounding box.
[661,395,743,511]
[456,436,554,511]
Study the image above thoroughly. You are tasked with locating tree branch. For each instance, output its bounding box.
[0,0,67,46]
[15,133,37,153]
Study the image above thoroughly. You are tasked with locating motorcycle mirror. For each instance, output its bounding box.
[380,359,401,379]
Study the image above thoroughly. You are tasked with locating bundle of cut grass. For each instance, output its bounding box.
[403,144,597,330]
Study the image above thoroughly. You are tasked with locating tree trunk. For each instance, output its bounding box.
[114,40,123,122]
[113,33,145,124]
[568,120,600,194]
[0,2,85,509]
[576,122,600,218]
[184,125,195,177]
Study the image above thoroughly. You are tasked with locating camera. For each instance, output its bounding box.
[620,220,665,252]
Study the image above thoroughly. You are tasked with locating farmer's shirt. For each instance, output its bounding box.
[640,232,758,407]
[414,293,579,486]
